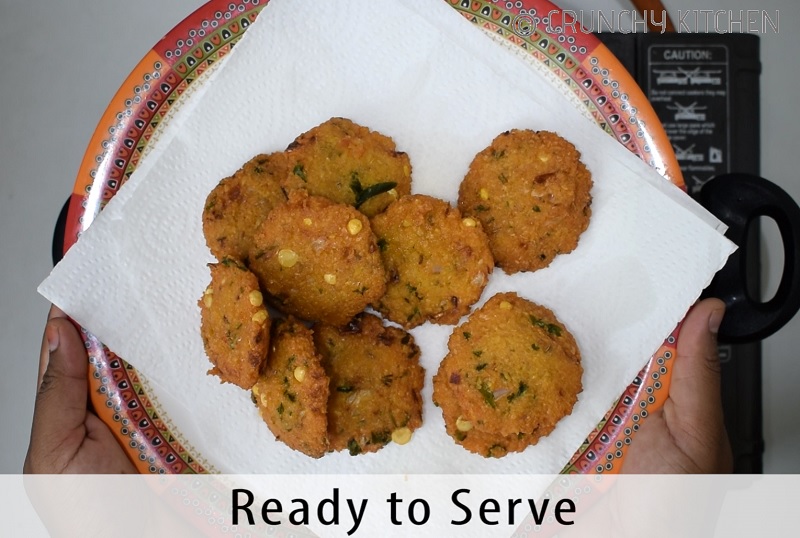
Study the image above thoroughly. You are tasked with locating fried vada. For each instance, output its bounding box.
[432,292,583,456]
[199,259,270,389]
[458,130,592,273]
[202,152,295,262]
[314,313,425,455]
[283,117,412,217]
[370,194,493,328]
[248,192,386,327]
[252,317,330,458]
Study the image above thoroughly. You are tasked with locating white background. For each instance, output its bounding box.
[1,0,797,473]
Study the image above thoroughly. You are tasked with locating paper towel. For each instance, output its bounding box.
[38,0,735,474]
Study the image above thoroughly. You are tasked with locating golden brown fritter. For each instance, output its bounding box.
[202,152,296,261]
[458,130,593,274]
[314,313,425,456]
[432,292,583,457]
[199,259,270,389]
[252,317,330,458]
[247,192,387,327]
[370,194,494,328]
[283,117,412,217]
[438,397,539,458]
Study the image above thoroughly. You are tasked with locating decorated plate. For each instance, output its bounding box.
[61,0,683,475]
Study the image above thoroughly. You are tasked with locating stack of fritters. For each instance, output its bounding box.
[249,312,424,459]
[198,119,590,459]
[199,118,430,458]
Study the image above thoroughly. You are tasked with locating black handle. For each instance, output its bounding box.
[52,197,70,266]
[700,173,800,343]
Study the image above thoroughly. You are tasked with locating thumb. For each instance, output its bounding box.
[670,298,725,420]
[25,308,89,472]
[666,297,732,472]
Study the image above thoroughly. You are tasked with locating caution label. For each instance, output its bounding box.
[646,44,730,194]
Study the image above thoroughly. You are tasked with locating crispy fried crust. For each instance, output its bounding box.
[202,152,292,261]
[458,130,592,274]
[438,397,538,458]
[432,292,583,457]
[248,193,387,327]
[199,259,270,389]
[370,194,494,328]
[252,317,330,458]
[283,117,412,217]
[314,313,425,455]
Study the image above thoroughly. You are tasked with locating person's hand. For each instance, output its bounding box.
[24,306,136,474]
[621,297,733,473]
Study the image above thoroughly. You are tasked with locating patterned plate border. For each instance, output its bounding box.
[63,0,684,475]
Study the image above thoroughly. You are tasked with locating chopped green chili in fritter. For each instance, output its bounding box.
[350,174,397,208]
[479,382,496,408]
[507,382,528,403]
[347,439,362,456]
[528,315,562,336]
[293,163,307,181]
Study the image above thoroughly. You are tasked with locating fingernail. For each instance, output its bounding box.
[708,308,724,335]
[46,322,60,353]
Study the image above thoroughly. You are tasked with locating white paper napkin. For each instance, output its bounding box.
[38,0,735,474]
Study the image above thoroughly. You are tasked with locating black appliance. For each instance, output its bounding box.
[597,32,764,472]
